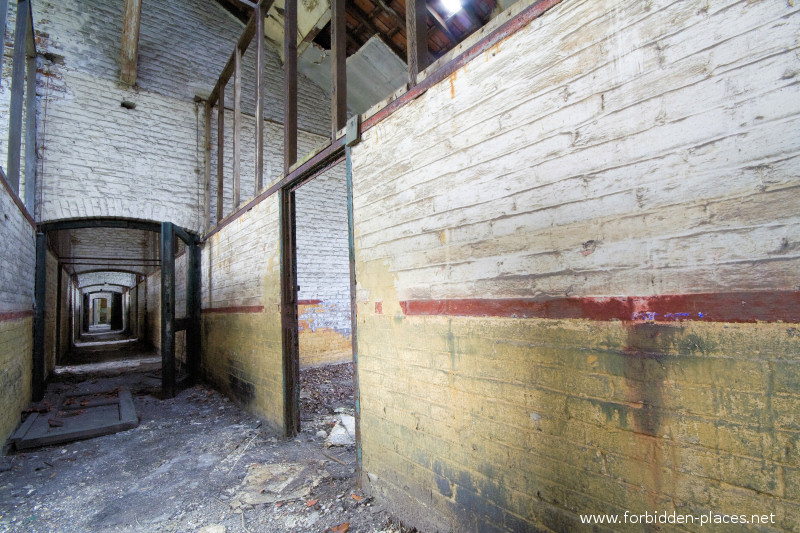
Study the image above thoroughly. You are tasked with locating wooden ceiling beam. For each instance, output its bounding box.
[459,3,484,31]
[426,5,458,44]
[348,2,407,59]
[120,0,142,85]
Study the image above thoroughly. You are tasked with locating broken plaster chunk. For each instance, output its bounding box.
[325,415,355,447]
[198,524,226,533]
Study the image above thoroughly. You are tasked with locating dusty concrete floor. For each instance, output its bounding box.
[0,343,413,533]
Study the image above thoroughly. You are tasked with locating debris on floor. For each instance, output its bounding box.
[325,414,356,447]
[9,388,138,450]
[1,357,417,532]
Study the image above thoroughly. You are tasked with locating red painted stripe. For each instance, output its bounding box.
[400,291,800,323]
[298,299,322,305]
[201,305,264,314]
[0,310,34,321]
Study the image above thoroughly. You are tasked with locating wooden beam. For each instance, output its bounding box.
[347,2,406,60]
[207,0,274,108]
[405,0,429,86]
[120,0,142,85]
[331,0,346,139]
[233,47,242,208]
[254,8,265,194]
[427,5,457,44]
[284,0,297,173]
[55,266,63,361]
[279,187,299,437]
[373,0,407,33]
[216,81,225,222]
[160,222,175,399]
[460,3,485,30]
[203,103,211,230]
[7,0,29,194]
[0,0,8,75]
[186,242,202,381]
[24,47,37,214]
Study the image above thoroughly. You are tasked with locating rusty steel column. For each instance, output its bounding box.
[160,222,176,398]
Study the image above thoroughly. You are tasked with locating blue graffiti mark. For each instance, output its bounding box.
[664,312,691,319]
[633,311,707,321]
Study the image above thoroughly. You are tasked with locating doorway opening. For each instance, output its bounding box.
[291,159,357,450]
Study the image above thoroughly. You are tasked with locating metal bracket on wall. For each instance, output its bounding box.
[346,114,361,146]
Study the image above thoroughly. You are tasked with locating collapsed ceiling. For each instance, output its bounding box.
[216,0,500,59]
[216,0,508,114]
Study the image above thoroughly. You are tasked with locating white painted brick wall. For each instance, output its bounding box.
[295,163,351,335]
[0,1,37,210]
[352,0,800,301]
[208,113,332,226]
[202,195,281,309]
[0,187,35,313]
[2,0,331,231]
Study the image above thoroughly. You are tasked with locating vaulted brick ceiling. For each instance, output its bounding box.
[49,227,171,277]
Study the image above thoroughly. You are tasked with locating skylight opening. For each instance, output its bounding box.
[441,0,462,19]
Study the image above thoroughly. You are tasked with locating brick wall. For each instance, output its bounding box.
[0,1,37,210]
[71,276,80,344]
[295,163,352,367]
[350,0,800,530]
[208,112,337,226]
[14,0,330,231]
[145,271,160,350]
[0,179,35,445]
[201,195,284,432]
[136,280,146,341]
[58,274,71,360]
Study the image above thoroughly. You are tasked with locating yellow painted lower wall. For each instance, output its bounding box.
[299,302,352,368]
[0,317,33,446]
[202,311,284,432]
[358,314,800,532]
[146,270,161,351]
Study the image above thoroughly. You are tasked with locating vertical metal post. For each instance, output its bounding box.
[0,0,8,75]
[82,293,90,333]
[7,0,29,194]
[405,0,429,87]
[186,241,201,381]
[216,82,225,223]
[345,147,362,476]
[233,47,242,208]
[160,222,176,398]
[331,0,346,139]
[23,11,36,214]
[280,188,299,437]
[55,265,63,363]
[254,6,265,194]
[284,0,297,173]
[203,103,211,231]
[32,232,47,401]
